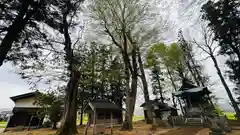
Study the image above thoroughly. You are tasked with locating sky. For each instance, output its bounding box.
[0,63,31,109]
[0,0,237,113]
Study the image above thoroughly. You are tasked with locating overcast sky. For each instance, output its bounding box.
[0,0,237,113]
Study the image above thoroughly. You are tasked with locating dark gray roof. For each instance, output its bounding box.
[88,100,122,110]
[173,87,211,97]
[140,100,177,110]
[178,79,198,91]
[140,100,155,107]
[10,91,39,102]
[0,111,12,114]
[140,100,165,107]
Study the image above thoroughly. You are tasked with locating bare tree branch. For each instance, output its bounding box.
[192,39,211,55]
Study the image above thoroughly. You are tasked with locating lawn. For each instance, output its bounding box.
[76,115,144,125]
[1,120,240,135]
[0,121,6,124]
[224,112,237,120]
[0,121,7,128]
[133,115,144,121]
[0,121,175,135]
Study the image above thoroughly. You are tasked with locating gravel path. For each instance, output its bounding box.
[194,128,210,135]
[159,127,203,135]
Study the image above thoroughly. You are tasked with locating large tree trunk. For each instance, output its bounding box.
[57,13,78,135]
[122,71,138,130]
[57,72,79,135]
[156,72,164,103]
[137,50,153,124]
[79,101,84,126]
[122,68,132,130]
[210,53,240,118]
[122,45,138,130]
[0,0,33,66]
[121,51,132,130]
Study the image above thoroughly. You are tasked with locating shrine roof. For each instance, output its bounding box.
[88,100,123,111]
[140,100,177,111]
[178,79,198,91]
[173,87,211,97]
[10,91,40,102]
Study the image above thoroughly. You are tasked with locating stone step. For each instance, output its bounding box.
[185,118,203,126]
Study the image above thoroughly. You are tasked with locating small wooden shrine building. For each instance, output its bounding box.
[140,100,178,123]
[6,92,44,129]
[173,79,214,117]
[86,100,123,125]
[85,100,123,134]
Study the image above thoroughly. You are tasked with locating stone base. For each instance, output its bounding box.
[209,132,225,135]
[210,128,226,135]
[224,127,232,133]
[210,128,222,132]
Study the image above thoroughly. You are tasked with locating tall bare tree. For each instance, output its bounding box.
[88,0,166,129]
[193,24,240,118]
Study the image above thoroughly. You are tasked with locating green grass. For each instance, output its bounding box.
[224,112,237,120]
[0,121,6,124]
[77,115,88,125]
[0,121,7,128]
[0,125,6,128]
[133,115,144,121]
[76,115,144,125]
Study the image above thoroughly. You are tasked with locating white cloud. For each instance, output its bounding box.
[0,63,31,109]
[0,0,236,114]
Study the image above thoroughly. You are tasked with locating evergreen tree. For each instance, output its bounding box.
[202,0,240,99]
[193,23,240,118]
[146,43,185,112]
[150,65,166,103]
[35,92,63,130]
[0,0,62,66]
[178,31,209,87]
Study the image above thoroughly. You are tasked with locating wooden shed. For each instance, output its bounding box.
[85,100,123,134]
[140,100,178,124]
[6,92,44,130]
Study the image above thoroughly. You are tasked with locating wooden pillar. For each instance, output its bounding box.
[187,96,193,117]
[177,97,185,115]
[207,94,214,108]
[27,115,33,131]
[188,96,192,109]
[183,98,188,114]
[37,117,43,129]
[93,109,96,135]
[103,112,106,127]
[110,112,113,135]
[84,113,90,135]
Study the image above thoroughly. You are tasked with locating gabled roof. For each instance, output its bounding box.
[0,111,12,114]
[140,100,177,111]
[173,78,211,97]
[174,87,211,96]
[178,78,198,91]
[140,100,164,107]
[10,91,39,102]
[88,100,123,110]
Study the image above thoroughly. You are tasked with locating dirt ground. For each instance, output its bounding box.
[1,121,240,135]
